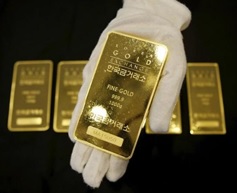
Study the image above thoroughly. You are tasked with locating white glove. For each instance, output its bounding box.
[68,0,191,188]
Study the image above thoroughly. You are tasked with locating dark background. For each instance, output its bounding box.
[1,0,237,192]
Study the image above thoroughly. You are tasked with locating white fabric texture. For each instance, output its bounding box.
[69,0,191,188]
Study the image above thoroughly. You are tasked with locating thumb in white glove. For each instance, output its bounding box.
[68,0,191,188]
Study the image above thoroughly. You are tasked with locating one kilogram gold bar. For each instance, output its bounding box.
[186,63,226,134]
[8,60,53,131]
[74,31,168,159]
[145,98,182,134]
[53,60,87,132]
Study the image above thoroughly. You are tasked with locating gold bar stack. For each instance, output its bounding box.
[186,63,226,134]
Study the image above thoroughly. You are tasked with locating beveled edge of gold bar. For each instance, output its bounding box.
[53,60,88,133]
[7,60,53,132]
[187,62,226,135]
[187,62,221,70]
[57,60,88,66]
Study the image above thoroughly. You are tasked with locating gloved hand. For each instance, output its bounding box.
[68,0,191,188]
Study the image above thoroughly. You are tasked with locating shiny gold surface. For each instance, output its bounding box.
[74,31,168,159]
[53,61,87,132]
[8,60,53,131]
[145,98,182,134]
[186,63,226,134]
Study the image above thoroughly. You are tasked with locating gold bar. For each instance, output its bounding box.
[53,61,87,132]
[145,98,182,134]
[186,63,226,134]
[74,31,168,159]
[8,60,53,131]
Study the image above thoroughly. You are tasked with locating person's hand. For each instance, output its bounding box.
[68,0,191,188]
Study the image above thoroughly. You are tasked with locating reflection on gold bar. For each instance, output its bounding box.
[53,61,87,132]
[186,63,226,135]
[145,98,182,134]
[8,60,53,131]
[74,31,168,159]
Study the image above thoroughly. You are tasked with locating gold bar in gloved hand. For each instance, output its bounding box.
[8,60,53,131]
[53,60,87,132]
[74,31,168,159]
[145,98,182,134]
[186,63,226,134]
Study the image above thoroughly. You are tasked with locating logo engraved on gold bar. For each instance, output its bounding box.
[8,60,53,131]
[186,63,226,134]
[73,31,168,159]
[53,61,87,132]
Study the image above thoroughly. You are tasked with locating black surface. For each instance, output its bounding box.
[1,0,237,192]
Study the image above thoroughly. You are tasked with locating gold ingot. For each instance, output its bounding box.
[186,63,226,135]
[145,98,182,134]
[53,60,87,132]
[8,60,53,131]
[74,31,168,159]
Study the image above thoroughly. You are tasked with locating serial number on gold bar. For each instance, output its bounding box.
[8,60,53,131]
[53,60,87,132]
[74,31,168,159]
[186,63,226,134]
[145,98,182,134]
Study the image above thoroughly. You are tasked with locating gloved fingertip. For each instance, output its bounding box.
[106,155,129,182]
[149,114,170,133]
[70,142,93,173]
[82,174,101,189]
[148,99,172,133]
[82,149,110,188]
